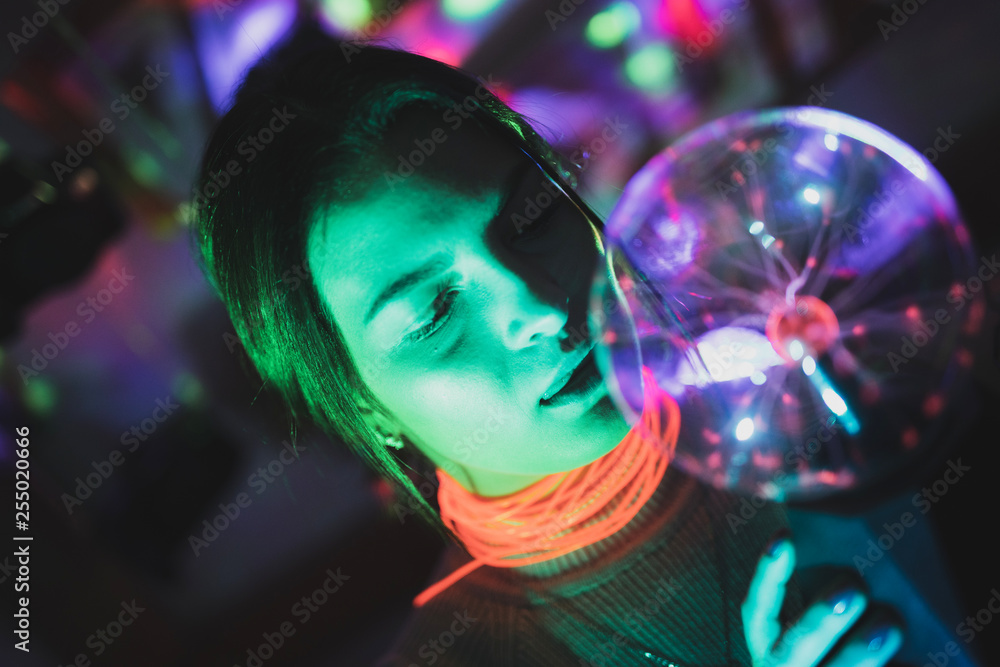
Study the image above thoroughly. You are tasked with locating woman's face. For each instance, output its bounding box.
[308,107,630,495]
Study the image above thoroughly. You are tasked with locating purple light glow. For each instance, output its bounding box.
[192,0,299,113]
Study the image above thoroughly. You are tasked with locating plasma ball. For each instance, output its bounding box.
[594,106,983,503]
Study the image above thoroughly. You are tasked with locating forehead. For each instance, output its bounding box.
[310,174,495,278]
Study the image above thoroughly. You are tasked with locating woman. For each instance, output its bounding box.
[190,22,904,666]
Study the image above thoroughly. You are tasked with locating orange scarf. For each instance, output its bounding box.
[414,365,680,607]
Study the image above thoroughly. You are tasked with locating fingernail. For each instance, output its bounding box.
[765,537,788,558]
[764,529,791,557]
[825,587,859,614]
[866,624,896,651]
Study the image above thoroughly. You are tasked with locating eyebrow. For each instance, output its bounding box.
[362,164,527,327]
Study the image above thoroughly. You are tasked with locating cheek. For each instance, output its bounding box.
[388,370,516,456]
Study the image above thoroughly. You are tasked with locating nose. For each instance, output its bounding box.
[496,265,569,350]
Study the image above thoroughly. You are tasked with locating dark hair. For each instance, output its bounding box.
[189,21,602,538]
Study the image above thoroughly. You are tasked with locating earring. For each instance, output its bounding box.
[384,434,404,450]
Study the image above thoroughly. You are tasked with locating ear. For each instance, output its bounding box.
[357,396,403,438]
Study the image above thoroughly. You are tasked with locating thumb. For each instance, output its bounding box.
[742,533,796,662]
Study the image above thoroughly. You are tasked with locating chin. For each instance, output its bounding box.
[568,432,625,469]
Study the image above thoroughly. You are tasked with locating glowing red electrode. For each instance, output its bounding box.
[766,295,840,363]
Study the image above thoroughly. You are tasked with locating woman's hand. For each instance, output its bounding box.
[741,532,904,666]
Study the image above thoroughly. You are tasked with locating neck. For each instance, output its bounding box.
[437,416,633,498]
[444,466,553,498]
[435,366,680,581]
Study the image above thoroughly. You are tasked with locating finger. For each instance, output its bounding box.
[771,586,868,666]
[822,607,905,667]
[742,533,796,660]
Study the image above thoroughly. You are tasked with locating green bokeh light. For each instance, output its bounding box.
[586,1,641,49]
[322,0,372,30]
[442,0,504,21]
[126,147,163,187]
[172,371,205,407]
[25,377,57,416]
[625,43,677,92]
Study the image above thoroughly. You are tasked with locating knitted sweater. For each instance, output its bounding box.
[374,465,803,667]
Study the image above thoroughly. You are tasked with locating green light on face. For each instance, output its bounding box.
[321,0,372,30]
[586,1,641,49]
[625,43,677,92]
[443,0,504,21]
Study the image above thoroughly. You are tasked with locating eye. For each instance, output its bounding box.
[406,284,460,343]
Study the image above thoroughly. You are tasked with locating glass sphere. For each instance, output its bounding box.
[592,107,987,505]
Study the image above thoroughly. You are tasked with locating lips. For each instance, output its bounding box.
[540,341,597,403]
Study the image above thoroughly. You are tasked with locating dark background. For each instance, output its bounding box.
[0,0,998,664]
